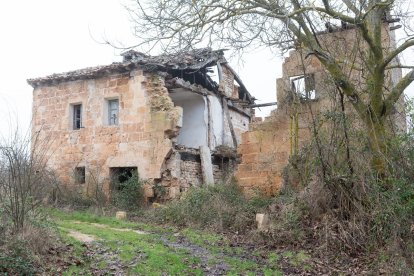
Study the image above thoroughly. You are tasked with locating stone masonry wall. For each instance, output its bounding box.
[236,23,405,197]
[32,70,182,195]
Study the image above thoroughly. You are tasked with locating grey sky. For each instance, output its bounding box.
[0,0,412,138]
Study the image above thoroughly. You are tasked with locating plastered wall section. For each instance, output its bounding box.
[32,70,182,193]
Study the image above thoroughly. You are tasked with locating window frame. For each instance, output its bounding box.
[107,98,119,126]
[290,74,316,100]
[72,103,82,130]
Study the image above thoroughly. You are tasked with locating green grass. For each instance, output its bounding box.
[181,228,227,253]
[50,208,284,275]
[282,250,311,271]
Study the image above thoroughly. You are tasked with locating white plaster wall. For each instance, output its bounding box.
[170,89,208,148]
[222,110,234,147]
[207,95,224,148]
[229,109,250,145]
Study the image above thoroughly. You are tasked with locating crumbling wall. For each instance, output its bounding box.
[236,113,290,196]
[153,146,224,201]
[236,24,406,197]
[229,108,250,145]
[219,65,236,98]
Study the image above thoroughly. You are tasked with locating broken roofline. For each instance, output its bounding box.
[27,48,254,104]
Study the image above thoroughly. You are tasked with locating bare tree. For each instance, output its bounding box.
[0,129,54,232]
[127,0,414,177]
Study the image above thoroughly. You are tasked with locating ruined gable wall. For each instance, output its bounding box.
[236,24,405,197]
[236,50,332,196]
[32,70,181,194]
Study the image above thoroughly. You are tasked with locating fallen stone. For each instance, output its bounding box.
[256,213,269,230]
[116,211,127,220]
[152,202,165,208]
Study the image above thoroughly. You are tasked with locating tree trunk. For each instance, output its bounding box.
[365,117,388,179]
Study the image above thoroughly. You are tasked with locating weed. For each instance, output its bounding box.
[151,182,271,233]
[0,253,36,275]
[111,172,144,211]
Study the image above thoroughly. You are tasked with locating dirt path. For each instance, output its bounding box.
[66,221,230,275]
[55,214,286,275]
[67,230,96,243]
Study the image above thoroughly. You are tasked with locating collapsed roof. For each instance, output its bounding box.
[27,48,254,104]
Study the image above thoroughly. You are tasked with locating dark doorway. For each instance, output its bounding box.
[110,167,138,190]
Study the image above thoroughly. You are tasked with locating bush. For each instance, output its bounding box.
[0,252,36,275]
[275,104,414,273]
[149,182,271,233]
[0,212,58,275]
[0,133,54,232]
[111,172,144,211]
[50,183,95,210]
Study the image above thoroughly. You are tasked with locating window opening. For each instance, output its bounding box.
[108,99,119,125]
[290,74,316,100]
[72,104,82,129]
[74,167,85,184]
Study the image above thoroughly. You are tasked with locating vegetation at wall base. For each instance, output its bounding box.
[110,172,145,212]
[145,182,271,233]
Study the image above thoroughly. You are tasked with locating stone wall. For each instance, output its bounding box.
[153,146,225,201]
[219,65,237,99]
[32,70,182,195]
[235,23,406,197]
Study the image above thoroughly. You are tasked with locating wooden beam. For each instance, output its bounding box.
[249,102,278,108]
[223,98,238,147]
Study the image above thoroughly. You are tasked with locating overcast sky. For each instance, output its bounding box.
[0,0,412,138]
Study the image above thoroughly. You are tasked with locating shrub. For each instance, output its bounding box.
[0,132,54,232]
[110,172,144,211]
[0,253,36,275]
[0,211,58,275]
[50,183,95,210]
[150,182,271,233]
[275,103,414,273]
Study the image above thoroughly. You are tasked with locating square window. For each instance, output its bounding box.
[107,99,119,125]
[72,104,82,130]
[290,74,316,100]
[74,167,85,184]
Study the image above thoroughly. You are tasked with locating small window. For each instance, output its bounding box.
[290,74,316,100]
[72,104,82,130]
[74,167,85,184]
[107,99,119,125]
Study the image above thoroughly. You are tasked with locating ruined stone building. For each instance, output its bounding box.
[28,49,254,200]
[236,22,406,196]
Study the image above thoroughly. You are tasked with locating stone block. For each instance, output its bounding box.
[241,131,258,144]
[242,153,258,164]
[237,163,253,172]
[117,77,129,86]
[152,202,164,208]
[144,185,154,198]
[239,143,260,154]
[256,213,269,230]
[116,211,127,220]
